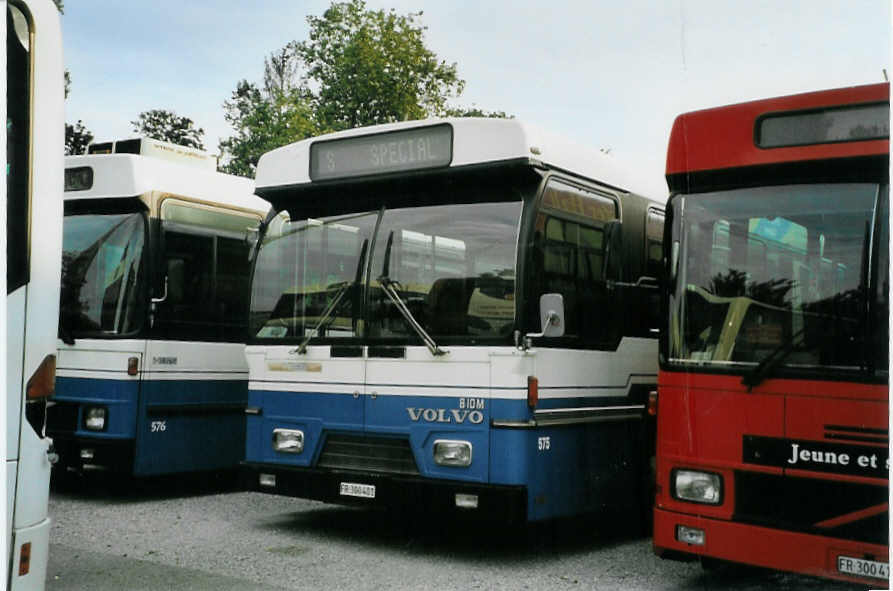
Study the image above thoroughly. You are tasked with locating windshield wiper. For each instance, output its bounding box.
[377,231,448,357]
[740,327,806,391]
[291,239,368,355]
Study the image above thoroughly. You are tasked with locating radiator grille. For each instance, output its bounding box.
[317,434,419,475]
[735,471,888,545]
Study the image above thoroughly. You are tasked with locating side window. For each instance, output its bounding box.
[216,236,252,340]
[7,5,30,293]
[643,208,665,334]
[645,209,664,279]
[156,231,216,339]
[873,186,889,376]
[529,178,618,347]
[154,202,258,341]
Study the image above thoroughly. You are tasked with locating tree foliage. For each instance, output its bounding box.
[218,81,317,177]
[219,0,509,176]
[131,109,205,150]
[444,106,510,119]
[295,0,464,131]
[65,120,93,155]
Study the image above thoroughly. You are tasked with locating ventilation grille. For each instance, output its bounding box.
[317,434,419,475]
[735,471,888,545]
[824,424,889,445]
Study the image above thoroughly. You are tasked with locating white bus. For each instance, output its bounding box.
[244,118,665,523]
[48,138,270,478]
[4,0,64,588]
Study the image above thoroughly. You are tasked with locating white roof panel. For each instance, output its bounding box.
[255,118,658,199]
[64,154,268,213]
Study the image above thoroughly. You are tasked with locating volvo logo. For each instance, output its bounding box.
[406,408,484,424]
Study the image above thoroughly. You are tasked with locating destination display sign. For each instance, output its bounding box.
[743,435,888,479]
[309,124,452,181]
[757,103,890,148]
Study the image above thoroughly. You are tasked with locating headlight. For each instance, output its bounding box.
[272,428,304,453]
[673,469,722,504]
[83,406,107,431]
[433,440,472,467]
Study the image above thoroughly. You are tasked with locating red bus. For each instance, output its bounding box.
[653,83,889,585]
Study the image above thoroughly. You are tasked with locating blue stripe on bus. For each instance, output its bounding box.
[247,388,648,521]
[54,376,248,476]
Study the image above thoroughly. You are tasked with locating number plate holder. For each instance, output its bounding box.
[339,482,376,499]
[837,555,889,580]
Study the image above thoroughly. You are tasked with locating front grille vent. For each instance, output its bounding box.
[317,434,419,475]
[824,424,889,445]
[735,471,887,545]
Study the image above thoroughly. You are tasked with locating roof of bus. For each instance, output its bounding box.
[255,117,662,200]
[64,153,268,213]
[666,83,889,176]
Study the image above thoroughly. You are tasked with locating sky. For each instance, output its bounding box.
[62,1,891,200]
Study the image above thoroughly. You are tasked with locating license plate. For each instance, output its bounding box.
[339,482,375,499]
[837,555,889,580]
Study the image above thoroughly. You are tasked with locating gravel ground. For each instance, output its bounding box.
[47,474,870,591]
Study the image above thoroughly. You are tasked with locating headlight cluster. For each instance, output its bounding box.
[673,469,722,504]
[272,428,304,453]
[83,406,107,431]
[433,440,472,467]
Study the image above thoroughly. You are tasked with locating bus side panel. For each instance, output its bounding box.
[524,421,645,522]
[134,378,247,476]
[134,341,248,476]
[6,290,26,465]
[8,518,50,591]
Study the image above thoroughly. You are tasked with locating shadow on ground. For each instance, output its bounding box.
[50,468,242,502]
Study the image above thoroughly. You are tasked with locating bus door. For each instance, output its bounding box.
[138,206,256,475]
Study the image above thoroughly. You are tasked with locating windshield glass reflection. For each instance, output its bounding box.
[60,212,147,336]
[669,183,881,371]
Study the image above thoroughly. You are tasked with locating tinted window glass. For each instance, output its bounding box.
[367,202,520,340]
[528,179,619,347]
[670,183,878,372]
[60,213,148,336]
[7,6,30,293]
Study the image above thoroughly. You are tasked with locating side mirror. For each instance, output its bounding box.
[538,293,565,338]
[517,293,565,350]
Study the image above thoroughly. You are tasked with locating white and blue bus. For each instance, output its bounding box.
[47,138,269,478]
[5,0,64,588]
[244,118,664,522]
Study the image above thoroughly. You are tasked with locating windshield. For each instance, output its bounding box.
[668,183,883,373]
[60,212,148,336]
[250,200,522,344]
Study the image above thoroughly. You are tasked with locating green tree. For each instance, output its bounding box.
[295,0,465,131]
[218,80,318,177]
[219,0,508,176]
[444,106,510,119]
[65,120,93,155]
[131,109,205,150]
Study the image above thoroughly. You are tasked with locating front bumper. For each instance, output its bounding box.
[51,435,135,474]
[654,506,889,585]
[243,462,528,523]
